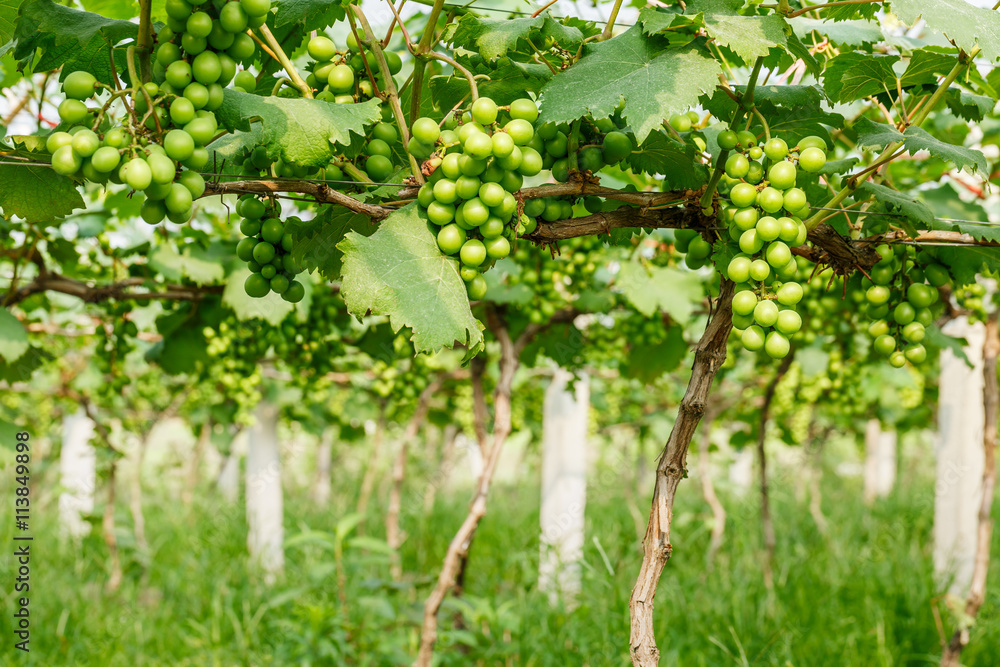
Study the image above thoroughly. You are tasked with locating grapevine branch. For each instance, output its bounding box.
[629,280,736,667]
[5,273,223,307]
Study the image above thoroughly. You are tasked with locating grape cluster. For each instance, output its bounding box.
[234,196,305,301]
[504,235,601,323]
[860,244,944,367]
[954,282,989,322]
[305,33,403,105]
[717,133,828,359]
[413,96,541,300]
[202,317,266,424]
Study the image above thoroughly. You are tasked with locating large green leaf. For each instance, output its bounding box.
[538,24,722,144]
[0,0,24,45]
[287,205,375,280]
[12,0,138,84]
[0,308,28,362]
[272,0,346,31]
[215,90,381,167]
[447,14,582,61]
[0,164,84,222]
[822,52,898,102]
[699,0,787,63]
[616,262,702,323]
[854,117,988,175]
[900,48,958,87]
[0,346,48,382]
[892,0,1000,62]
[338,204,484,355]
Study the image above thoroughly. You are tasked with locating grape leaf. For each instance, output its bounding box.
[538,24,722,144]
[215,90,381,168]
[853,117,902,151]
[0,346,49,382]
[338,204,484,355]
[0,164,84,222]
[0,0,25,45]
[857,181,933,226]
[287,206,375,280]
[902,126,988,176]
[702,84,841,144]
[272,0,346,31]
[892,0,1000,62]
[625,324,687,382]
[790,17,882,46]
[78,0,137,21]
[920,185,1000,244]
[222,267,296,325]
[148,246,225,285]
[698,0,787,64]
[616,262,702,322]
[900,48,958,87]
[146,325,210,375]
[626,130,707,190]
[0,308,28,362]
[12,0,138,83]
[447,14,582,61]
[822,52,899,102]
[945,89,995,121]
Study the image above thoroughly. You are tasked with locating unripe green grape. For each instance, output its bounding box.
[765,241,791,268]
[551,158,569,183]
[736,130,757,150]
[245,273,270,298]
[181,33,208,55]
[51,145,82,175]
[756,187,783,214]
[776,281,803,306]
[236,237,256,261]
[140,198,167,224]
[460,238,487,267]
[889,351,907,368]
[63,71,97,100]
[763,137,788,161]
[408,137,435,159]
[192,51,222,85]
[739,228,763,255]
[479,216,505,239]
[873,334,896,355]
[777,216,799,243]
[465,132,493,159]
[121,157,153,190]
[742,325,766,351]
[783,187,807,212]
[868,319,890,338]
[904,344,927,364]
[906,282,936,308]
[240,218,262,236]
[426,201,455,225]
[754,300,779,327]
[165,0,191,19]
[733,290,758,316]
[775,310,801,335]
[545,131,569,158]
[756,216,780,242]
[208,22,235,50]
[866,285,890,306]
[686,235,711,260]
[185,117,216,146]
[733,207,759,231]
[220,2,249,32]
[165,182,193,214]
[491,132,515,158]
[412,117,440,145]
[166,60,193,88]
[767,161,796,190]
[46,131,74,153]
[745,161,764,185]
[668,113,691,132]
[366,155,393,181]
[748,146,763,160]
[261,218,284,244]
[729,183,757,209]
[902,321,925,343]
[187,12,213,37]
[519,147,543,176]
[749,259,770,282]
[145,180,172,200]
[58,99,89,125]
[71,130,100,158]
[725,153,749,179]
[90,145,121,173]
[499,145,523,172]
[228,33,256,60]
[462,198,490,226]
[601,131,631,163]
[282,280,305,303]
[718,130,738,151]
[466,273,487,300]
[893,302,916,325]
[485,235,510,259]
[509,98,538,122]
[471,97,498,125]
[764,331,790,359]
[798,135,827,151]
[147,152,177,184]
[727,256,752,283]
[798,146,827,172]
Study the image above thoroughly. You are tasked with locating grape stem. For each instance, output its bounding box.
[350,4,425,185]
[567,119,582,173]
[803,47,979,231]
[601,0,625,40]
[699,56,764,209]
[136,0,153,84]
[256,25,313,99]
[408,0,447,125]
[126,46,160,136]
[752,107,771,142]
[91,89,133,132]
[246,30,279,61]
[345,10,383,99]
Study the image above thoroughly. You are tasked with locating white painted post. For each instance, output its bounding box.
[539,369,589,609]
[59,409,97,539]
[216,429,245,504]
[246,401,284,583]
[729,446,754,495]
[864,419,897,503]
[934,318,987,594]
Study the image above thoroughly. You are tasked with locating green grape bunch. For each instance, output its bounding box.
[234,196,306,301]
[715,133,829,359]
[412,96,541,301]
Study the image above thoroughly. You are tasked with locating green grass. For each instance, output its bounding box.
[2,463,998,666]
